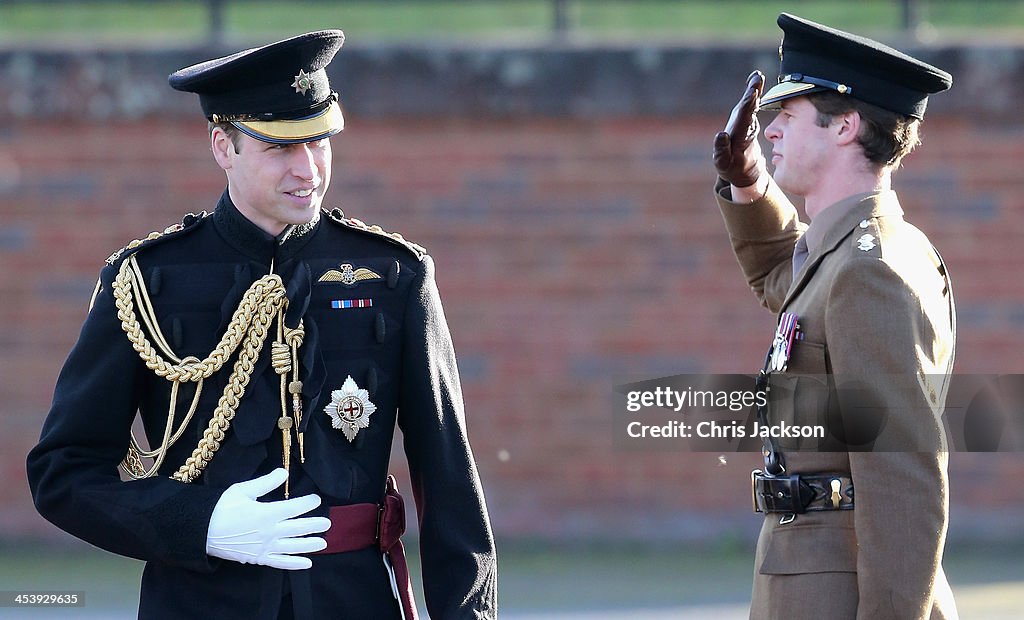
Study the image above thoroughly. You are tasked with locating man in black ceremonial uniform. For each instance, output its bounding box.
[28,30,497,620]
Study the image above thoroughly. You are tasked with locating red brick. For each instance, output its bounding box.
[6,114,1023,540]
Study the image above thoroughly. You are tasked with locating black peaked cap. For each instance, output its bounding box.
[761,13,952,119]
[169,30,345,122]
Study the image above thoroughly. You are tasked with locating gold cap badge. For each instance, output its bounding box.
[292,69,313,95]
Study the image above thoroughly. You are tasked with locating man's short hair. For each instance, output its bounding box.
[208,121,244,152]
[807,92,921,170]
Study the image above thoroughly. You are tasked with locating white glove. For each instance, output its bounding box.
[205,468,331,570]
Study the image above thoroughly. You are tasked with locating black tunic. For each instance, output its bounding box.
[27,191,497,619]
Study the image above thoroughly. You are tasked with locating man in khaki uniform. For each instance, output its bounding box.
[712,14,958,620]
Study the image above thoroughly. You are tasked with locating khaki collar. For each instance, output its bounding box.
[803,189,903,257]
[782,190,905,311]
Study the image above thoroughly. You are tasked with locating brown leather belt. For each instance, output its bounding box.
[313,475,418,620]
[752,470,854,514]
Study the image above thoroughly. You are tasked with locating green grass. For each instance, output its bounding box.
[0,2,208,42]
[573,1,903,36]
[927,0,1024,26]
[3,1,1024,44]
[227,2,553,41]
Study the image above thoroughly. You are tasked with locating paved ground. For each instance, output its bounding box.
[507,604,750,619]
[1,541,1021,619]
[3,584,1023,619]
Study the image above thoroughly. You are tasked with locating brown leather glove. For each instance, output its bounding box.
[713,70,766,188]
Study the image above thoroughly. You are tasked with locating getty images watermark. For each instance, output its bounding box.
[613,374,1024,452]
[622,384,824,440]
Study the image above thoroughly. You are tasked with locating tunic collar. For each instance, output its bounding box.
[211,189,320,264]
[782,189,906,310]
[802,189,903,257]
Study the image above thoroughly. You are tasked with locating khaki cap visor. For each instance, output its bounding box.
[234,101,344,144]
[759,81,820,110]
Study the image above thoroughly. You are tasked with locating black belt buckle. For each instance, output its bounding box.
[751,469,762,513]
[751,470,807,515]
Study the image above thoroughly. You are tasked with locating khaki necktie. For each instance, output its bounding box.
[792,235,809,280]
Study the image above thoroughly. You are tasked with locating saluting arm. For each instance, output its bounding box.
[716,177,805,313]
[712,70,805,313]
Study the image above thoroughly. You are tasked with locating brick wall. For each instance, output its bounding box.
[4,44,1024,543]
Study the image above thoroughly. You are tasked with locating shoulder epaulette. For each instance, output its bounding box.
[324,208,427,258]
[850,217,883,258]
[105,211,209,266]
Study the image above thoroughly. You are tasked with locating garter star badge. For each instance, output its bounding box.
[318,263,383,286]
[292,69,313,95]
[325,375,377,442]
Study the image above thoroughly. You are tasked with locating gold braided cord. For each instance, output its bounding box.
[271,341,292,374]
[274,322,291,436]
[121,444,146,479]
[275,314,292,496]
[171,293,283,483]
[128,256,179,362]
[272,318,306,496]
[112,255,291,483]
[131,370,205,459]
[114,257,286,383]
[121,380,181,480]
[120,358,207,481]
[285,325,306,463]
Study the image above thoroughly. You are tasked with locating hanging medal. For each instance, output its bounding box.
[769,312,801,373]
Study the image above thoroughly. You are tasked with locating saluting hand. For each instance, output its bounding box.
[713,70,767,188]
[206,468,331,570]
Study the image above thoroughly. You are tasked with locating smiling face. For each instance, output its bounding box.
[212,128,332,236]
[762,96,834,198]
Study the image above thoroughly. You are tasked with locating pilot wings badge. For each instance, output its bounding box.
[325,376,377,442]
[318,263,383,287]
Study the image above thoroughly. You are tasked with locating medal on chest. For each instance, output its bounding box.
[768,312,802,373]
[324,375,378,441]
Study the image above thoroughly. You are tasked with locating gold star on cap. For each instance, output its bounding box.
[292,69,313,95]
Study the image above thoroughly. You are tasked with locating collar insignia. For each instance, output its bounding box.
[318,263,383,286]
[857,234,876,252]
[325,376,377,442]
[292,69,313,95]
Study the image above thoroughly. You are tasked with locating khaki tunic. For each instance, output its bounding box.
[716,178,958,620]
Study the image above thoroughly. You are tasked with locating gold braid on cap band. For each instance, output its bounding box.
[113,255,303,487]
